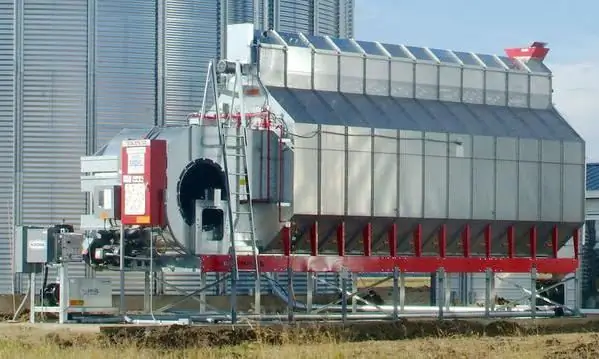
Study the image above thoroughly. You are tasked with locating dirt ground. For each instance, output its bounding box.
[94,318,599,348]
[2,282,599,358]
[1,320,599,358]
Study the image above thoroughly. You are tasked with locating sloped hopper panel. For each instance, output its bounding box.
[265,86,585,258]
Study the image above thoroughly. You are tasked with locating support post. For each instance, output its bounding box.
[306,273,313,314]
[29,272,35,324]
[287,266,294,322]
[58,263,67,324]
[363,223,372,256]
[400,270,406,313]
[485,268,493,318]
[254,273,261,315]
[388,223,397,257]
[462,224,471,258]
[144,271,151,313]
[439,224,447,258]
[551,225,559,258]
[230,267,238,324]
[392,267,399,320]
[282,225,291,256]
[119,223,125,314]
[484,224,492,258]
[531,266,537,319]
[507,225,515,258]
[529,225,537,259]
[351,273,358,313]
[340,268,348,323]
[337,222,345,256]
[413,224,422,257]
[310,222,318,256]
[437,267,445,319]
[445,272,451,311]
[200,271,207,313]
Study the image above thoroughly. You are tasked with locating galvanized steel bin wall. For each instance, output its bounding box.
[0,0,353,295]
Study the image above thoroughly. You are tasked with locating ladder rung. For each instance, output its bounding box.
[229,172,247,176]
[235,211,252,215]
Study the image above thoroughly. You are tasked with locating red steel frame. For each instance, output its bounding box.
[200,223,580,274]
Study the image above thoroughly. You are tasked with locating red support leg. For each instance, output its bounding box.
[309,222,318,256]
[439,224,447,258]
[507,225,515,258]
[529,225,537,259]
[282,225,291,256]
[413,224,422,257]
[484,224,492,258]
[551,225,559,258]
[363,222,372,256]
[337,222,345,256]
[462,224,471,258]
[573,227,580,260]
[388,223,397,257]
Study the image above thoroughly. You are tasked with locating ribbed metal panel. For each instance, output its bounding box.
[21,0,87,226]
[221,273,338,295]
[162,272,218,296]
[271,273,339,295]
[0,0,357,296]
[95,0,157,145]
[277,0,312,34]
[316,0,337,37]
[340,0,353,38]
[587,163,599,191]
[229,0,253,24]
[582,220,597,307]
[163,0,218,125]
[0,1,14,294]
[18,0,90,290]
[91,0,158,294]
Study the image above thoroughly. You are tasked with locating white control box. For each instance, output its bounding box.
[67,278,112,308]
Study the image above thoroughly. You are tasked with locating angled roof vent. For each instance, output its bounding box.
[504,41,550,62]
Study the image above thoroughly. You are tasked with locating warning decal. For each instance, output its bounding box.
[124,183,146,215]
[126,147,146,175]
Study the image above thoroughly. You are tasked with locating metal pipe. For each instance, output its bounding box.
[124,310,560,325]
[119,222,125,314]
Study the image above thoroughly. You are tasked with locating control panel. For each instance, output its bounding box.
[94,185,121,220]
[120,139,167,227]
[14,224,77,273]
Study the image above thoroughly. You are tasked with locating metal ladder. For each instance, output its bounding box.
[200,60,260,281]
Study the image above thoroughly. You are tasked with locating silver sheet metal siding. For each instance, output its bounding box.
[94,0,157,145]
[92,0,158,293]
[0,1,14,294]
[229,0,253,24]
[339,0,353,38]
[220,273,339,295]
[21,0,88,226]
[277,0,313,34]
[315,0,338,37]
[18,0,90,289]
[163,0,218,125]
[0,0,355,296]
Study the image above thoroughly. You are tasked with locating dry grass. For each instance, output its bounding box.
[1,321,599,359]
[0,332,597,359]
